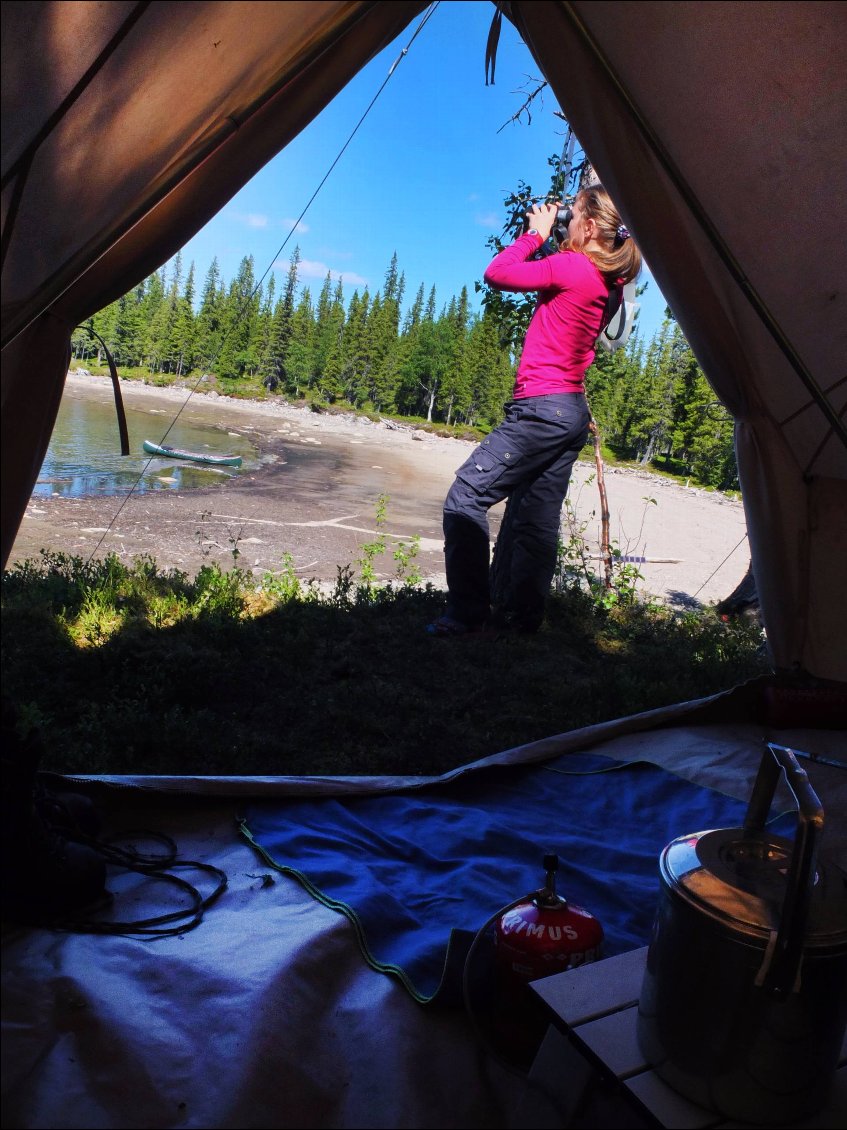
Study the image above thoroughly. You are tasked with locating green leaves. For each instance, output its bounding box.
[73,179,736,490]
[2,544,769,776]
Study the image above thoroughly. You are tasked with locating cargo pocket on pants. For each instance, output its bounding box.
[454,436,521,494]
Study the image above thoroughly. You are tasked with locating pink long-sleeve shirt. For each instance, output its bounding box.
[484,232,611,398]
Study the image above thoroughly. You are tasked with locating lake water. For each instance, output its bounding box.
[35,393,259,498]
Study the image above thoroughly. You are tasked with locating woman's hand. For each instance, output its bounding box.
[524,201,559,241]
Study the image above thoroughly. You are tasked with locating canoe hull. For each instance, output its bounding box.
[143,440,242,467]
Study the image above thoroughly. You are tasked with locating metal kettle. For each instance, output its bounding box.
[636,742,847,1125]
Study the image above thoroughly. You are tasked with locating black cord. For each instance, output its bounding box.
[55,827,228,939]
[462,891,542,1078]
[691,531,748,599]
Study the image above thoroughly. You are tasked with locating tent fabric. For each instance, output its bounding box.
[3,10,846,1123]
[3,716,845,1129]
[2,0,846,684]
[505,0,847,680]
[1,0,429,341]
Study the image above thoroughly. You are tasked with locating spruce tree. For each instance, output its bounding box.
[143,268,170,373]
[196,258,223,372]
[367,256,404,412]
[436,287,472,425]
[216,255,260,379]
[666,323,737,487]
[256,274,277,385]
[112,291,145,367]
[259,247,300,391]
[311,273,335,388]
[465,311,513,428]
[314,278,346,402]
[169,260,196,376]
[282,288,314,398]
[404,286,444,422]
[342,289,372,407]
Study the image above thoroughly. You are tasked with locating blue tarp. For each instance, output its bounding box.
[241,753,774,1002]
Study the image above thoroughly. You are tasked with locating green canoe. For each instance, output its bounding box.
[143,439,242,467]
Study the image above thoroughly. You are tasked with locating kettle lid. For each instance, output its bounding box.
[661,828,847,947]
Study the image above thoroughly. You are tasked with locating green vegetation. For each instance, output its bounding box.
[2,529,770,777]
[73,249,516,438]
[72,156,739,493]
[29,134,758,778]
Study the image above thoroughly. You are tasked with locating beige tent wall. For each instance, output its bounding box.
[509,0,847,681]
[3,1,846,684]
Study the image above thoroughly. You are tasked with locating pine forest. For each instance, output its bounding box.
[72,240,739,492]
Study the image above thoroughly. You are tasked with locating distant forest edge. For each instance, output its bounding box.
[71,245,739,492]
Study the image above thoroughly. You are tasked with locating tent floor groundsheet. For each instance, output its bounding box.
[2,715,845,1130]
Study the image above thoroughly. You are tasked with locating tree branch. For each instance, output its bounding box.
[497,80,549,133]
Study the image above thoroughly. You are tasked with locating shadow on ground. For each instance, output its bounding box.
[2,575,771,778]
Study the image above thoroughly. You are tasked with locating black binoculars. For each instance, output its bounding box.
[556,205,573,229]
[524,203,572,241]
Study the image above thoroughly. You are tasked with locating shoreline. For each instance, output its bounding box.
[14,371,474,586]
[62,368,473,441]
[10,372,749,606]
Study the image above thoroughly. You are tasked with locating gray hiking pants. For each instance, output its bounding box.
[442,393,591,629]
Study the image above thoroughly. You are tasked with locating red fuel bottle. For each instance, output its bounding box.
[492,853,604,1058]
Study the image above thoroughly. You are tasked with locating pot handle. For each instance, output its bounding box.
[743,742,824,997]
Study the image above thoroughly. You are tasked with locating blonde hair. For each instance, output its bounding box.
[568,184,642,285]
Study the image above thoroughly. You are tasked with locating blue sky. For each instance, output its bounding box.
[173,1,670,343]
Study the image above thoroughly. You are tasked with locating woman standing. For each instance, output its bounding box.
[428,184,642,636]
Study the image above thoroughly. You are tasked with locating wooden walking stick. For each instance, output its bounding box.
[589,418,613,590]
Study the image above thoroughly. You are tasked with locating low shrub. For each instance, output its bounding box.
[2,546,771,777]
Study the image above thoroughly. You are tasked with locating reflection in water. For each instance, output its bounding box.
[35,394,257,498]
[35,464,236,499]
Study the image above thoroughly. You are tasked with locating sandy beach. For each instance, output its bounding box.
[10,372,750,608]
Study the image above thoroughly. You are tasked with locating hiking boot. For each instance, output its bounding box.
[488,606,542,635]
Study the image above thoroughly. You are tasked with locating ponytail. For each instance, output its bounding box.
[573,184,642,285]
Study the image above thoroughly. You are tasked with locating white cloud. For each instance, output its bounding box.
[295,259,368,286]
[228,212,309,233]
[238,212,269,229]
[475,211,501,228]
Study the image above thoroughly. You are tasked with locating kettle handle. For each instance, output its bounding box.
[743,742,824,997]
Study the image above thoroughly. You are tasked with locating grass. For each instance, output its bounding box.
[1,546,771,777]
